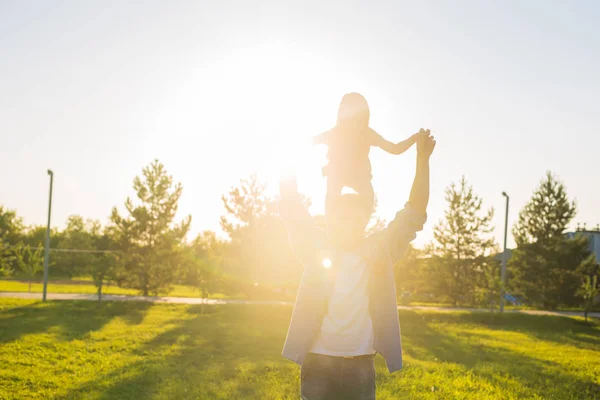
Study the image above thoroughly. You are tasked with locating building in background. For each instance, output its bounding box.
[565,225,600,264]
[496,226,600,264]
[496,226,600,305]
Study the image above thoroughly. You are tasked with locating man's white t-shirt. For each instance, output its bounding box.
[310,252,375,356]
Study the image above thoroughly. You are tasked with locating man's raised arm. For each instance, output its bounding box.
[278,175,320,265]
[409,131,435,214]
[381,131,436,264]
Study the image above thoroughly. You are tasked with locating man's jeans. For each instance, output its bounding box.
[301,353,376,400]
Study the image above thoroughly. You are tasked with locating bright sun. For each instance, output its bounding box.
[206,40,341,207]
[160,39,377,222]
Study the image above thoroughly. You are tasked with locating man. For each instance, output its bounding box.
[278,131,436,399]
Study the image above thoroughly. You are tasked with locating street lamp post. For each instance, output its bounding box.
[42,170,54,302]
[500,191,510,312]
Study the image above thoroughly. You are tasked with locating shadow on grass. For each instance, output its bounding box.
[0,300,152,343]
[8,304,599,399]
[399,310,600,398]
[414,311,600,351]
[55,305,298,400]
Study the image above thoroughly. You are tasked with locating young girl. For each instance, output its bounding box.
[314,92,425,216]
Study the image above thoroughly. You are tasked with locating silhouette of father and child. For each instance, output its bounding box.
[278,92,436,399]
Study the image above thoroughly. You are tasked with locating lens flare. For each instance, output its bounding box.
[322,258,332,269]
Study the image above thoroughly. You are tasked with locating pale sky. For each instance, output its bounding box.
[1,1,599,248]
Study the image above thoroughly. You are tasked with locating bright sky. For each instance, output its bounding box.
[1,1,599,248]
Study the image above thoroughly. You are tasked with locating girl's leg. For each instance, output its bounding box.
[352,178,375,216]
[326,177,343,219]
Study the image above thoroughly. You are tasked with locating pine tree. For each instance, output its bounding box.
[219,174,303,290]
[513,171,576,245]
[510,172,590,309]
[220,174,271,238]
[430,176,496,306]
[110,160,191,296]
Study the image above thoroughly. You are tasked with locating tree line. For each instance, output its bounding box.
[396,172,599,312]
[0,160,301,301]
[1,160,599,311]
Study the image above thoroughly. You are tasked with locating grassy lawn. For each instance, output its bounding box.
[0,280,230,299]
[0,299,599,399]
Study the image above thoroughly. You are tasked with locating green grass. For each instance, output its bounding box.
[0,299,599,399]
[0,280,230,299]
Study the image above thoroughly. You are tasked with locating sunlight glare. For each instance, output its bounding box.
[322,258,332,269]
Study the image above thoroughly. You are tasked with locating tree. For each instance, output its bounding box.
[0,242,15,277]
[429,177,496,306]
[91,253,116,301]
[54,216,97,279]
[394,244,425,305]
[181,231,223,301]
[20,225,62,278]
[90,226,117,301]
[578,275,599,322]
[15,245,43,292]
[184,254,219,301]
[0,206,24,276]
[220,174,299,284]
[220,174,271,238]
[22,225,60,249]
[196,259,219,300]
[0,206,24,245]
[513,172,576,245]
[510,172,590,309]
[110,160,191,296]
[476,261,502,311]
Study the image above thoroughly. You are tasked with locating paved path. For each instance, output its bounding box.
[0,291,292,306]
[1,291,598,318]
[397,305,600,318]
